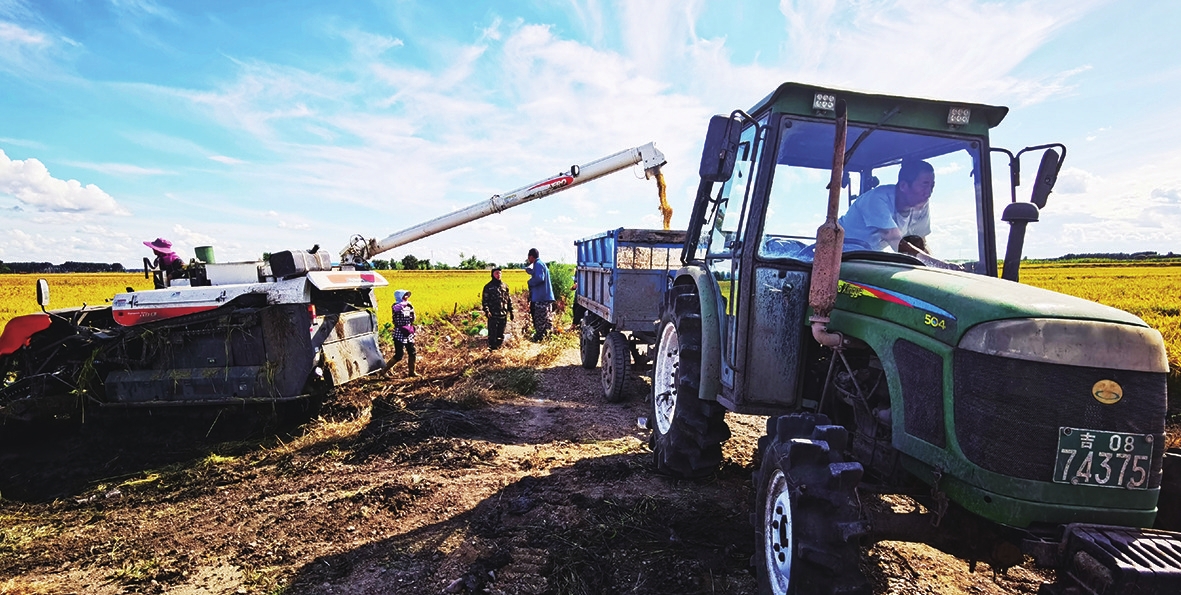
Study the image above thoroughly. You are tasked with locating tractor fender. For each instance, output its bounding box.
[0,313,52,356]
[671,266,722,403]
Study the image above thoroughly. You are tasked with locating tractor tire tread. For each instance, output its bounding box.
[753,413,870,595]
[650,283,729,479]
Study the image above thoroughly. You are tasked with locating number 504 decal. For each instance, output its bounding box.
[923,314,947,330]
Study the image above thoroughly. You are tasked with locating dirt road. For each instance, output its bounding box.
[0,328,1052,594]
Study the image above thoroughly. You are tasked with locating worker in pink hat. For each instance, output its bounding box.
[144,238,185,288]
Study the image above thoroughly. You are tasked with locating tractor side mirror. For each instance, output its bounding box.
[699,115,741,183]
[36,278,50,308]
[1000,202,1041,282]
[1030,148,1061,209]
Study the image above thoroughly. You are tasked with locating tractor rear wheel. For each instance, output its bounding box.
[753,413,869,595]
[579,317,600,370]
[649,283,730,478]
[601,331,630,402]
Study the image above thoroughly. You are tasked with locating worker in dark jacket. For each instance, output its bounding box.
[524,248,554,341]
[482,267,514,350]
[387,289,418,377]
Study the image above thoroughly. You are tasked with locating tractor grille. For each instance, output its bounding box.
[895,340,946,448]
[953,349,1166,486]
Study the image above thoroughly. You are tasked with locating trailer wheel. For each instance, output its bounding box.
[649,283,730,478]
[579,318,600,370]
[601,331,630,402]
[753,413,869,595]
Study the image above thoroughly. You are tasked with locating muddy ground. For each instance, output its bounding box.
[1,316,1063,594]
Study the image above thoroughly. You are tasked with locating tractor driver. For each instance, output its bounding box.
[839,159,935,257]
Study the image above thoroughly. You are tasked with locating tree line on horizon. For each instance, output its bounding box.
[0,261,127,274]
[367,253,530,271]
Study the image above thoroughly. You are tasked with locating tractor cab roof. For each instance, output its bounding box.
[749,82,1009,137]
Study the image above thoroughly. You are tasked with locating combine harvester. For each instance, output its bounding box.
[0,144,667,425]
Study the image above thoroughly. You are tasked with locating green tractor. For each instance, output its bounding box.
[648,83,1180,594]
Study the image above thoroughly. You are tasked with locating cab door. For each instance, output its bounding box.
[697,120,762,391]
[736,115,819,408]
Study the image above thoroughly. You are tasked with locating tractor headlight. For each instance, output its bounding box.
[958,318,1168,373]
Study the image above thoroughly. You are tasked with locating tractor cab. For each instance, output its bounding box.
[683,83,1068,413]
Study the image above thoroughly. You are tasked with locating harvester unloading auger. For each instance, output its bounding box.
[0,143,666,426]
[340,143,669,267]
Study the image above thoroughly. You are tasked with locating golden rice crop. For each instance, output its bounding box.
[374,269,529,326]
[0,270,531,332]
[2,265,1174,382]
[0,273,153,325]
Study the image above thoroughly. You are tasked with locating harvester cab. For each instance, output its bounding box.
[650,82,1180,593]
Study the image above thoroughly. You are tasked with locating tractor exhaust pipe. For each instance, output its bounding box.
[809,99,847,349]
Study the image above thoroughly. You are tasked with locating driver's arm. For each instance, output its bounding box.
[881,227,903,252]
[899,236,964,271]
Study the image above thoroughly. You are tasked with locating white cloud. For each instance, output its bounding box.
[0,19,66,78]
[568,1,605,45]
[265,210,311,231]
[0,228,37,257]
[3,1,1141,265]
[170,224,216,248]
[341,28,403,58]
[109,0,177,22]
[771,0,1098,105]
[1053,167,1098,195]
[0,21,45,45]
[1152,186,1181,204]
[0,137,47,149]
[60,161,173,176]
[0,150,130,214]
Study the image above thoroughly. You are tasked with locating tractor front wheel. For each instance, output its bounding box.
[649,283,729,478]
[753,413,869,595]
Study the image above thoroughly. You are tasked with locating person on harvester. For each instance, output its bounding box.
[144,238,185,289]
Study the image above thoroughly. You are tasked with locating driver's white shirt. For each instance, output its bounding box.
[839,184,931,251]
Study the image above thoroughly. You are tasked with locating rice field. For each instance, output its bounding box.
[0,265,1175,384]
[0,273,154,324]
[373,269,530,326]
[0,270,530,331]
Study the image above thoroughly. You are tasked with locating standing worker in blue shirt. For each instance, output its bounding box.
[524,247,554,341]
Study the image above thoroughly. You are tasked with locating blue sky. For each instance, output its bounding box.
[1,0,1178,268]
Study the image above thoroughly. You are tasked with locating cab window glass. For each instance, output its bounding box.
[758,119,985,270]
[700,126,758,259]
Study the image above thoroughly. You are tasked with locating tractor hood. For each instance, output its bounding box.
[832,261,1150,345]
